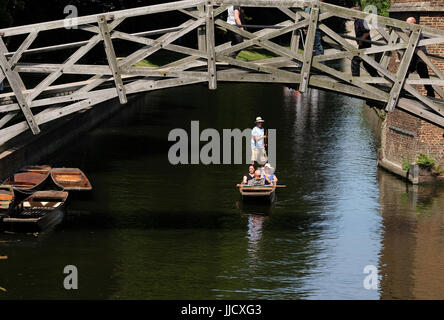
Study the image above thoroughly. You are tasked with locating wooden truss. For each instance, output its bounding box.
[1,0,444,145]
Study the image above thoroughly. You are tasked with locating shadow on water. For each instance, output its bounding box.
[1,83,443,299]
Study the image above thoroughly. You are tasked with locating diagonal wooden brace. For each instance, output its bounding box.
[299,5,319,93]
[386,28,420,112]
[0,37,40,135]
[98,15,127,104]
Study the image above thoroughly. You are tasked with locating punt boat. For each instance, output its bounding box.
[2,168,50,196]
[0,185,14,218]
[2,191,68,231]
[239,185,276,203]
[50,168,92,191]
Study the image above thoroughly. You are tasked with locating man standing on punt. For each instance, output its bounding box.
[251,117,267,167]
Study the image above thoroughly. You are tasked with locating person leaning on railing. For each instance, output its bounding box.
[406,17,435,98]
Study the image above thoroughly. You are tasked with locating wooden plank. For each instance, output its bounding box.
[205,4,217,89]
[26,35,102,103]
[0,38,40,134]
[119,18,204,69]
[386,28,420,112]
[98,15,127,104]
[299,6,319,93]
[197,5,206,51]
[381,31,398,69]
[0,112,17,129]
[112,31,206,58]
[0,0,206,37]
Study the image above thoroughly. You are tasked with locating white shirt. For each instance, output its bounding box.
[227,6,239,25]
[251,126,265,149]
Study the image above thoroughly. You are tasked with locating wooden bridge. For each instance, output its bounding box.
[1,0,444,146]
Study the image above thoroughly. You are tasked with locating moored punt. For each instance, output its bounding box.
[2,171,50,195]
[20,165,51,175]
[0,186,14,218]
[239,185,276,203]
[51,168,92,191]
[2,191,68,232]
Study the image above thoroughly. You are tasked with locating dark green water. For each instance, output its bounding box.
[1,84,444,299]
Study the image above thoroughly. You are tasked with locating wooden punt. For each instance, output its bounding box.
[239,185,276,203]
[20,165,51,175]
[0,185,14,217]
[2,191,68,231]
[51,168,92,191]
[2,170,50,195]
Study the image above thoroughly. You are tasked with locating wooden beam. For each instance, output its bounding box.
[98,15,127,104]
[205,4,217,89]
[197,5,206,51]
[386,28,420,112]
[0,0,206,37]
[119,18,204,70]
[299,5,319,93]
[0,38,40,134]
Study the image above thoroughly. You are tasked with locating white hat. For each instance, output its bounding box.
[255,116,265,123]
[264,163,275,175]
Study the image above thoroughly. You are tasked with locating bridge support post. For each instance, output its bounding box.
[98,15,127,104]
[0,37,40,135]
[205,4,217,90]
[299,4,319,93]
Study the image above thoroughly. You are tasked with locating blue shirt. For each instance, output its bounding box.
[251,126,265,149]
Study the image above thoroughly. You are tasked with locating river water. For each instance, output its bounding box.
[1,83,444,299]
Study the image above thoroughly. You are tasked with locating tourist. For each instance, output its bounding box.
[242,165,256,185]
[248,170,265,186]
[264,164,278,186]
[406,17,435,97]
[251,117,267,167]
[227,5,243,58]
[351,7,379,77]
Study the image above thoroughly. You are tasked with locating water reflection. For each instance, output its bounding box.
[246,215,265,266]
[378,170,444,299]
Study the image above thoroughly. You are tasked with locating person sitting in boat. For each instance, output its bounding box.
[242,165,256,185]
[264,164,278,186]
[248,170,265,186]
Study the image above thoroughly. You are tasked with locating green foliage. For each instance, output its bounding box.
[416,153,435,169]
[401,159,411,172]
[359,0,391,17]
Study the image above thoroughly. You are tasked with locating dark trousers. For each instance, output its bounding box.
[228,29,243,58]
[351,55,379,77]
[408,56,435,97]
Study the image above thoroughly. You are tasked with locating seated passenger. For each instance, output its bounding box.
[248,170,265,186]
[263,163,278,186]
[242,165,256,185]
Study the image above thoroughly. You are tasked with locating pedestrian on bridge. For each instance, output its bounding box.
[351,7,379,78]
[227,6,244,58]
[406,17,435,98]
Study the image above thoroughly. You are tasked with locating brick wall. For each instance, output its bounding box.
[382,108,444,167]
